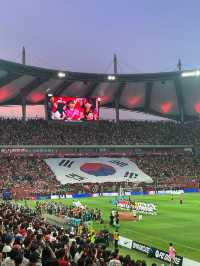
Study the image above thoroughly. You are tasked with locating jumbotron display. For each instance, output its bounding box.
[47,95,100,121]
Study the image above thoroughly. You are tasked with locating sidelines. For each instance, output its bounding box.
[27,193,200,264]
[119,236,200,266]
[120,236,183,266]
[124,227,200,252]
[44,213,200,266]
[31,188,200,200]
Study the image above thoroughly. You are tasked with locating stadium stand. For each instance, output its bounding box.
[1,59,200,265]
[0,201,153,266]
[0,158,59,198]
[0,155,199,199]
[0,119,200,145]
[1,58,200,121]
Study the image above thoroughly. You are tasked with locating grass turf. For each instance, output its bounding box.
[20,193,200,264]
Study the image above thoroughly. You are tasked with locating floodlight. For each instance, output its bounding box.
[57,72,66,78]
[107,75,116,80]
[181,70,200,77]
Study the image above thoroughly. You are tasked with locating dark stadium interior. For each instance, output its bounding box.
[0,154,199,199]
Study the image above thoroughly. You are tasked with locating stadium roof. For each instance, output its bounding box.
[0,58,200,120]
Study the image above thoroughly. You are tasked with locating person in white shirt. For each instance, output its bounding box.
[108,252,122,266]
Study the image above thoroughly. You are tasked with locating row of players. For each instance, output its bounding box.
[116,199,157,215]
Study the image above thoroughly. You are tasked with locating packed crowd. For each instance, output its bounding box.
[0,155,199,198]
[134,155,200,188]
[0,202,157,266]
[1,119,200,145]
[0,158,59,197]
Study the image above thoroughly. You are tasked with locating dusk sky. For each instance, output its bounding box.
[1,0,200,74]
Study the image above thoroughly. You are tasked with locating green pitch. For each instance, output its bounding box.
[21,193,200,264]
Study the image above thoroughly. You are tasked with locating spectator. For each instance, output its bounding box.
[0,202,156,266]
[113,230,120,250]
[108,252,122,266]
[0,118,200,145]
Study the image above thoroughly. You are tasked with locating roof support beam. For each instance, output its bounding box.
[53,81,73,96]
[144,81,153,113]
[14,77,49,104]
[22,96,26,121]
[174,77,185,122]
[0,73,21,88]
[85,82,99,98]
[115,82,126,123]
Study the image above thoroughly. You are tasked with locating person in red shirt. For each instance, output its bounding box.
[19,224,27,237]
[56,248,70,266]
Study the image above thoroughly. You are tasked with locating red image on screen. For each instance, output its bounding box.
[48,96,100,121]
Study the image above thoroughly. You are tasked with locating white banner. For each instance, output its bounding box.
[51,195,72,199]
[45,157,153,184]
[149,190,184,195]
[157,190,184,195]
[119,236,133,249]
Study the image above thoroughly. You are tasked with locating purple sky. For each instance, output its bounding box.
[1,0,200,74]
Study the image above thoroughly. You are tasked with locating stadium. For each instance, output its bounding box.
[0,53,200,266]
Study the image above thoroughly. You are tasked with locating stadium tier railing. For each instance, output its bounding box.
[0,144,194,156]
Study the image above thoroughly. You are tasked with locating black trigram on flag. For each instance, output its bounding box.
[109,160,128,167]
[65,173,87,182]
[124,171,138,179]
[58,160,74,168]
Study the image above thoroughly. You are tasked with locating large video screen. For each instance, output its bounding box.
[47,96,100,121]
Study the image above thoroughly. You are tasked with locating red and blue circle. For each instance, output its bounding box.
[80,163,116,176]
